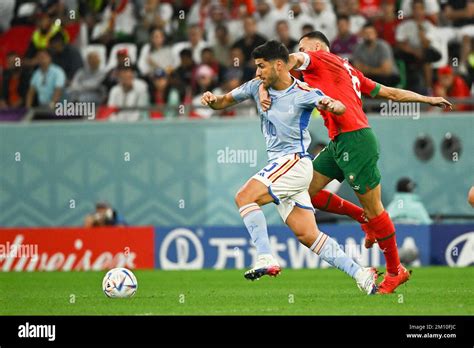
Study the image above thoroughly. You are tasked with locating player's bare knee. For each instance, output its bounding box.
[234,189,254,207]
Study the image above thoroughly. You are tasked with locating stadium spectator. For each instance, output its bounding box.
[134,0,174,45]
[386,177,432,224]
[187,0,212,28]
[193,64,217,95]
[191,64,218,118]
[233,15,267,65]
[212,24,232,66]
[301,23,316,36]
[401,0,440,24]
[68,51,107,104]
[331,15,360,60]
[255,0,279,39]
[226,46,255,83]
[336,0,368,34]
[137,28,174,77]
[149,69,186,119]
[2,0,469,118]
[311,0,337,43]
[91,0,137,47]
[374,0,401,47]
[172,24,209,65]
[84,202,127,227]
[26,49,66,109]
[49,31,83,82]
[103,48,138,91]
[287,1,314,41]
[353,22,400,87]
[273,0,291,18]
[0,52,29,109]
[24,12,67,66]
[434,66,473,111]
[107,66,149,121]
[174,48,197,88]
[443,0,474,76]
[396,0,441,92]
[203,4,233,46]
[275,20,298,53]
[200,48,227,85]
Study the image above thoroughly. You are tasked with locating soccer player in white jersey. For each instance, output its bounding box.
[201,41,378,295]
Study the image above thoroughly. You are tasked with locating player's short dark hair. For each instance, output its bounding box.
[299,31,331,48]
[215,24,228,34]
[179,48,193,59]
[201,47,214,55]
[363,21,376,30]
[337,14,350,23]
[251,40,289,63]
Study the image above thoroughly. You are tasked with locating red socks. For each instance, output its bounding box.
[312,191,400,275]
[311,190,367,224]
[365,211,400,275]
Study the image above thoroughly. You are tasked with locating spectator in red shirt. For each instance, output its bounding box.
[434,66,472,111]
[374,0,400,46]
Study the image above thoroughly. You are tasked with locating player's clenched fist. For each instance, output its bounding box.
[318,97,346,115]
[201,91,217,106]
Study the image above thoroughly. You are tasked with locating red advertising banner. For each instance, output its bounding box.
[0,227,155,271]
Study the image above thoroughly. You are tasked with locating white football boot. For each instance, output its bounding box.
[355,267,378,295]
[244,254,281,281]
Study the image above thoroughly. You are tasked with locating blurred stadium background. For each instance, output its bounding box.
[0,0,473,284]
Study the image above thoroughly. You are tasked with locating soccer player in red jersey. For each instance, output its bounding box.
[259,31,452,294]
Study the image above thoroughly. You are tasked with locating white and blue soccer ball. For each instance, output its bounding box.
[102,268,138,298]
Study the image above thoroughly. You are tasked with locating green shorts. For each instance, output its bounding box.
[313,128,381,194]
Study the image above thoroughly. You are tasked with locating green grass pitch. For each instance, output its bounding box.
[0,267,473,315]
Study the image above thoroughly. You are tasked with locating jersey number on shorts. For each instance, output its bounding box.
[258,161,278,176]
[343,61,361,99]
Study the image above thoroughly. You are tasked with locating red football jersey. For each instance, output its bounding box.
[296,50,380,140]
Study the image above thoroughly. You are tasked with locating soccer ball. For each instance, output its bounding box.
[102,268,138,298]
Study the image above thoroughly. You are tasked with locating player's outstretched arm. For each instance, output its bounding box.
[201,91,237,110]
[377,85,453,110]
[287,52,306,70]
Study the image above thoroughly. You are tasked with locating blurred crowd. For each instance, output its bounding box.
[0,0,473,120]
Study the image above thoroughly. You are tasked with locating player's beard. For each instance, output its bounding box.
[267,69,278,88]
